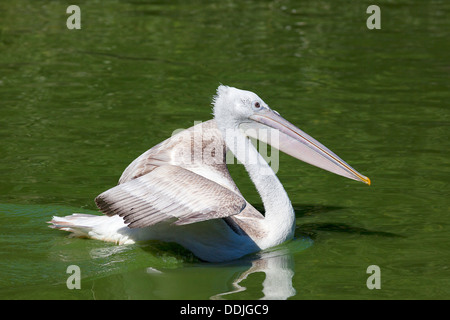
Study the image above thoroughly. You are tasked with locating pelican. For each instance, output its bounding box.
[50,85,370,262]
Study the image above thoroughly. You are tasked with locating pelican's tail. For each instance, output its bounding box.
[48,213,135,245]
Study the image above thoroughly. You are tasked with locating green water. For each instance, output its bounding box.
[0,0,449,299]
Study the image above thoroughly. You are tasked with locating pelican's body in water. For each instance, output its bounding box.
[50,86,370,262]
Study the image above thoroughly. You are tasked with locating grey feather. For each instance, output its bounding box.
[95,165,246,228]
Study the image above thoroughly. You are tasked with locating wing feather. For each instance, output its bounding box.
[95,165,246,228]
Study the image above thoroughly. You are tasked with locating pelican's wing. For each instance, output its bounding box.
[118,119,221,185]
[117,137,175,184]
[95,165,246,228]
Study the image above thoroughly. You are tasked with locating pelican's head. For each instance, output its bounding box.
[213,85,268,128]
[213,85,370,185]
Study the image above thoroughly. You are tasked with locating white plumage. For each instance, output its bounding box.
[50,85,369,262]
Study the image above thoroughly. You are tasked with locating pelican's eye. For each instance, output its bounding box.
[251,100,264,111]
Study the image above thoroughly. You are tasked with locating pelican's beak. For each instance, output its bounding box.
[243,108,371,185]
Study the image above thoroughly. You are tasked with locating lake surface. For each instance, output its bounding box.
[0,0,448,299]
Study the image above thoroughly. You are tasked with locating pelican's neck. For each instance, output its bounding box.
[223,127,295,247]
